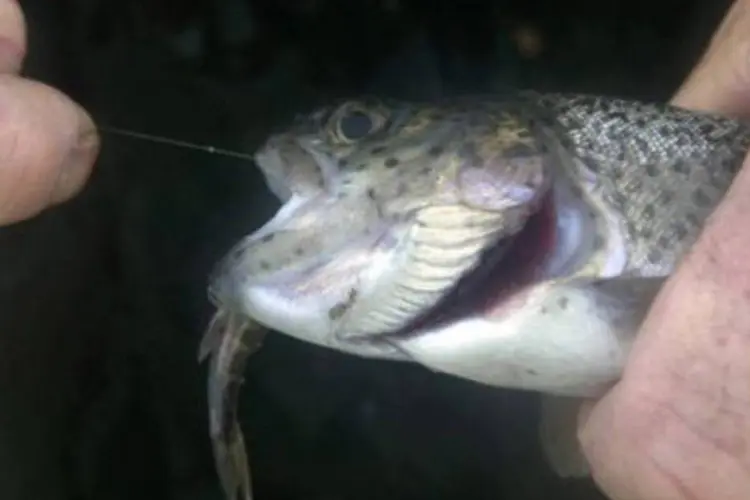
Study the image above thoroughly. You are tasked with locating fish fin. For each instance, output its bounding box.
[198,308,231,362]
[538,394,590,478]
[213,420,253,500]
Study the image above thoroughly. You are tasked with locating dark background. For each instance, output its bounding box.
[0,1,732,499]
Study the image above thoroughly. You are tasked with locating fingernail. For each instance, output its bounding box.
[51,120,100,205]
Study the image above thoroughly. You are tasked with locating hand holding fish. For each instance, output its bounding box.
[579,1,750,499]
[0,0,99,226]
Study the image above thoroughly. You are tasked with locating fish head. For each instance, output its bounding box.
[208,96,600,357]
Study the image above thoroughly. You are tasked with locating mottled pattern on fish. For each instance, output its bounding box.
[533,92,750,276]
[202,92,750,496]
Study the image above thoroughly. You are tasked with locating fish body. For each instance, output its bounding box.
[202,92,750,492]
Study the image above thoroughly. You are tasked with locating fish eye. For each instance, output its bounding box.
[337,110,375,141]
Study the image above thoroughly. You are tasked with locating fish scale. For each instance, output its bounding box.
[535,92,750,276]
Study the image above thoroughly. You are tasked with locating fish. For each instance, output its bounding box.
[200,91,750,494]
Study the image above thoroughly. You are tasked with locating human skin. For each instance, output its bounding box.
[578,1,750,499]
[0,0,99,227]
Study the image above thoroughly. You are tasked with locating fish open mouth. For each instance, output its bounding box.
[387,193,558,338]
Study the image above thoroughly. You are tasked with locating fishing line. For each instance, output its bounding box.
[99,125,258,162]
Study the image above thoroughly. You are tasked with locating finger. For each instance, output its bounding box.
[672,0,750,117]
[578,156,750,500]
[0,75,99,226]
[0,0,26,73]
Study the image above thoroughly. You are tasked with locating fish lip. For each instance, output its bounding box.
[252,144,295,202]
[252,132,333,201]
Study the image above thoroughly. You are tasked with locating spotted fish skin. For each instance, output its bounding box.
[203,92,750,484]
[532,92,750,277]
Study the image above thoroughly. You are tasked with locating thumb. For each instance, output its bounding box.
[0,76,99,225]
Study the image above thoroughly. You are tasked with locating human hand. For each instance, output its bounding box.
[577,1,750,499]
[0,0,99,226]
